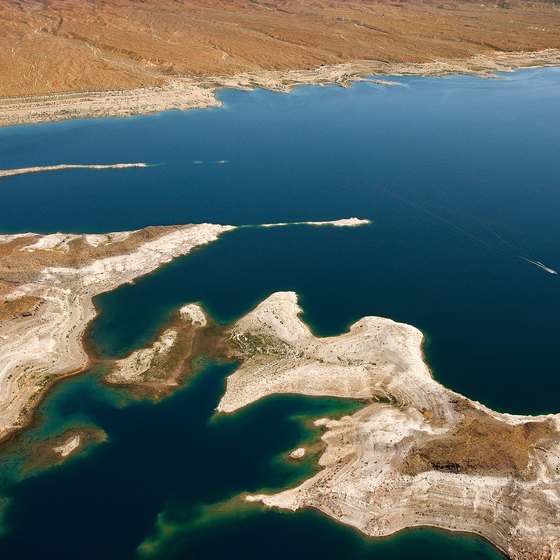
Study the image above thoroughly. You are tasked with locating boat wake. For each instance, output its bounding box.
[377,181,557,277]
[524,259,558,275]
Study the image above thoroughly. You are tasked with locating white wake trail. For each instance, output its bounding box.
[524,258,558,275]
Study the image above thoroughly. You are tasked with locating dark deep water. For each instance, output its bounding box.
[0,67,559,559]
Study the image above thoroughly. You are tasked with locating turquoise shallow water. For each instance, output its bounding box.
[0,67,559,558]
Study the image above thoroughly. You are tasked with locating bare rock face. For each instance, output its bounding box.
[218,292,560,560]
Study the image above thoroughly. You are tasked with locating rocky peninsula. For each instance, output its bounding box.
[216,292,560,560]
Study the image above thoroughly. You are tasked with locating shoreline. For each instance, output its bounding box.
[278,506,509,560]
[119,290,560,558]
[2,277,559,556]
[0,224,235,443]
[1,50,559,128]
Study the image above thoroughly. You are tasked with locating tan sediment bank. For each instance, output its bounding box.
[0,163,148,179]
[210,292,560,560]
[0,82,220,127]
[1,49,560,127]
[27,426,107,471]
[0,218,368,442]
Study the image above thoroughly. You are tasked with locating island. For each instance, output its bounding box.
[25,426,107,472]
[0,163,149,179]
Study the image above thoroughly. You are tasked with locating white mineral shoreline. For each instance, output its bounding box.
[0,163,148,178]
[1,50,559,127]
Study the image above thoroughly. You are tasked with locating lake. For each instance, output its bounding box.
[0,67,559,559]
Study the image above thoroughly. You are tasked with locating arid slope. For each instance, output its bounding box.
[1,0,560,98]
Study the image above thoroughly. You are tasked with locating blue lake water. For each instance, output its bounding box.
[0,67,559,559]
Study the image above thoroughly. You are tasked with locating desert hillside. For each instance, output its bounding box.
[2,0,560,97]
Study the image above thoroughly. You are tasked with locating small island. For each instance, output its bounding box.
[24,426,107,473]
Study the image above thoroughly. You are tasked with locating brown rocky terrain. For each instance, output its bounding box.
[2,0,560,98]
[0,296,42,322]
[402,400,555,479]
[1,0,560,126]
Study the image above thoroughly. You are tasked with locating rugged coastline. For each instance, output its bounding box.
[85,289,560,559]
[0,223,234,442]
[2,2,560,552]
[218,292,560,560]
[1,224,560,557]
